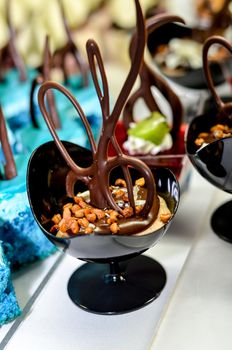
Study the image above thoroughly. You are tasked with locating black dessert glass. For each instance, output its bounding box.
[186,105,232,242]
[147,22,228,89]
[185,36,232,243]
[27,141,180,314]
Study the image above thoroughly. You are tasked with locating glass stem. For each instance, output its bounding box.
[104,261,126,284]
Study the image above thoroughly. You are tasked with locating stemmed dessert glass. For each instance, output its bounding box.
[27,0,180,314]
[27,139,179,314]
[186,36,232,243]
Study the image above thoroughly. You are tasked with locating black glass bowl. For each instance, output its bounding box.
[186,106,232,242]
[147,22,227,89]
[27,141,180,314]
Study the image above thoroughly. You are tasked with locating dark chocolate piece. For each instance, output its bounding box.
[2,0,27,81]
[123,14,184,142]
[0,106,17,180]
[29,36,61,130]
[203,35,232,121]
[38,0,159,231]
[57,0,89,87]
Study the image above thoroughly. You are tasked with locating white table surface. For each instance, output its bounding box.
[1,168,225,350]
[151,187,232,350]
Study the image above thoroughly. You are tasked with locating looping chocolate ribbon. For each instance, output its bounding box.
[30,36,61,130]
[0,0,27,81]
[123,14,185,141]
[56,0,89,87]
[0,106,17,180]
[203,35,232,121]
[38,0,158,217]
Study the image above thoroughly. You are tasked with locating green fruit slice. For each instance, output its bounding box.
[128,112,170,145]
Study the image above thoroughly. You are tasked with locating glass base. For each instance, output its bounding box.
[211,200,232,243]
[67,255,166,314]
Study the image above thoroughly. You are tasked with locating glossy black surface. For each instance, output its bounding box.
[147,22,226,89]
[186,101,232,242]
[211,200,232,243]
[68,255,166,314]
[186,110,232,193]
[27,141,180,261]
[27,141,179,313]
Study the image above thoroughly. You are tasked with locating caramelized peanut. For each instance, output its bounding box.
[86,213,97,223]
[63,207,71,219]
[122,206,133,218]
[78,218,89,228]
[135,177,145,187]
[74,209,85,218]
[93,209,105,220]
[160,213,172,223]
[115,178,126,187]
[85,226,94,234]
[52,214,62,225]
[110,222,120,234]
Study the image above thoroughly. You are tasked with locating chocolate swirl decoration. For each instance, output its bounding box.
[56,0,89,87]
[1,0,27,81]
[29,36,61,130]
[203,36,232,121]
[38,0,159,226]
[123,14,184,142]
[0,106,17,180]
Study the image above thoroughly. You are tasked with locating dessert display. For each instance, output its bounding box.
[0,241,21,326]
[27,0,180,314]
[147,1,232,89]
[185,35,232,242]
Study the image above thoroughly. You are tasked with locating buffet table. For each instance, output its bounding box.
[1,167,230,350]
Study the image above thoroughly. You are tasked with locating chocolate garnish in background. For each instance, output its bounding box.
[197,0,231,37]
[203,35,232,121]
[30,36,61,130]
[55,0,89,87]
[0,0,27,81]
[123,14,184,143]
[0,106,17,180]
[38,0,159,234]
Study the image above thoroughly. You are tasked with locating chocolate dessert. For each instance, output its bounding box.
[187,36,232,154]
[113,14,188,181]
[34,0,174,239]
[148,1,231,88]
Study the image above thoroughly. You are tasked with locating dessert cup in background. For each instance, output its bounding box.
[110,14,192,192]
[147,14,232,120]
[186,35,232,243]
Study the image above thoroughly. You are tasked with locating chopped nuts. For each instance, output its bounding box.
[78,217,89,228]
[110,222,120,234]
[122,206,134,218]
[195,123,232,147]
[135,177,145,187]
[160,213,172,223]
[63,207,71,219]
[115,178,126,187]
[52,214,62,225]
[48,177,166,238]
